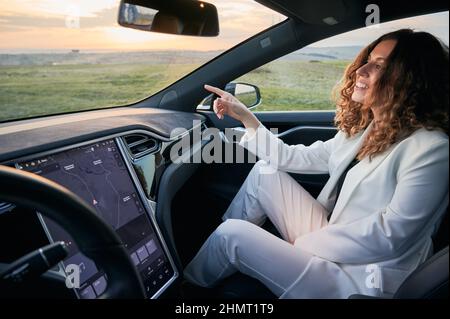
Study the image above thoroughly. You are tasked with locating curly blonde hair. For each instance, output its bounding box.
[334,29,449,160]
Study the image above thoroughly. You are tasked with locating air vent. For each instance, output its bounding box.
[123,134,160,159]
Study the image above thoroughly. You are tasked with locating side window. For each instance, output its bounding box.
[235,56,347,111]
[233,11,449,112]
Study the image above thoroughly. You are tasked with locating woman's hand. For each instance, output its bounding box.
[204,84,260,131]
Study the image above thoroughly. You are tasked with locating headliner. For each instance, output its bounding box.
[256,0,448,25]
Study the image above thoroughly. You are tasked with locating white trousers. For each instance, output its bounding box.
[183,160,330,297]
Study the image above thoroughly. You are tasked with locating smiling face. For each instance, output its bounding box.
[351,40,397,107]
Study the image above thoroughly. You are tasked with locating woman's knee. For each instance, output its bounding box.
[252,159,271,173]
[214,219,259,262]
[248,160,268,176]
[249,160,281,182]
[215,219,252,239]
[244,160,270,193]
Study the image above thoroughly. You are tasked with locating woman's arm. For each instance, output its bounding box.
[239,124,338,174]
[205,84,261,131]
[294,139,449,264]
[205,84,338,174]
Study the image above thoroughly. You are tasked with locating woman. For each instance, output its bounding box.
[183,29,449,298]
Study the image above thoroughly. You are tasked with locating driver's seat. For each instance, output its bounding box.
[351,210,449,299]
[390,246,448,299]
[349,246,448,299]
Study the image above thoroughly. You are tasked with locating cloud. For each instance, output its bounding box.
[0,6,118,29]
[0,0,117,18]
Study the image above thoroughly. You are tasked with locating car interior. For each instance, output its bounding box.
[0,0,448,299]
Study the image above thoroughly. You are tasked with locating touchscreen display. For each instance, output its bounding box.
[17,139,175,298]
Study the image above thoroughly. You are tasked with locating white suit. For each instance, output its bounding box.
[184,121,449,298]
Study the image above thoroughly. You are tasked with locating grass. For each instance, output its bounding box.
[237,60,348,111]
[0,60,349,122]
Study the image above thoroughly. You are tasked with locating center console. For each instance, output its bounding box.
[16,135,177,299]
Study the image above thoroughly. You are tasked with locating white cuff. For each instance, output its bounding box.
[238,123,263,145]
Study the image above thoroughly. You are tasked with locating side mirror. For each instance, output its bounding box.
[118,0,219,37]
[225,83,261,109]
[197,83,262,110]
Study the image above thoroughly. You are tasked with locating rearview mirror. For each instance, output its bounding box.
[118,0,219,37]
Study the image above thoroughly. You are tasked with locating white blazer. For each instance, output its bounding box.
[239,121,449,298]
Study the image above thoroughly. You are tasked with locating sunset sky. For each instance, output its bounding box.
[0,0,448,53]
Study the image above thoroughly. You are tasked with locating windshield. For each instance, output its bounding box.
[0,0,285,122]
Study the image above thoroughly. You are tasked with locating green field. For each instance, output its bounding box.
[0,60,349,122]
[236,60,348,111]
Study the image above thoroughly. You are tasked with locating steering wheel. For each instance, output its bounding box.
[0,165,145,299]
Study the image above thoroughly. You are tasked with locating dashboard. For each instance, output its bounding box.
[0,106,207,299]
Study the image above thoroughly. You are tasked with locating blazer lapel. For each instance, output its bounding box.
[317,121,374,212]
[328,147,392,223]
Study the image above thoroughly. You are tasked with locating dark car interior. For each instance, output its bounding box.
[0,0,448,299]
